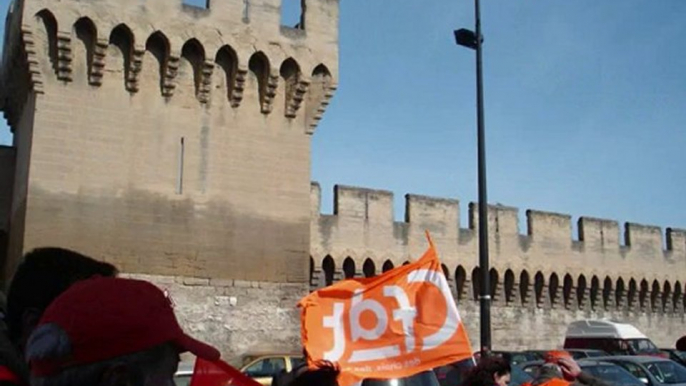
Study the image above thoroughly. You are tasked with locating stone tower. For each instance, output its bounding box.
[0,0,338,356]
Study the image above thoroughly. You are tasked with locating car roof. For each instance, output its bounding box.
[518,359,617,367]
[595,356,672,363]
[577,360,618,366]
[519,360,544,366]
[567,349,607,352]
[176,362,195,374]
[566,320,648,340]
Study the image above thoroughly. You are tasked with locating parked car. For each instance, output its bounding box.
[434,357,532,386]
[174,362,195,386]
[519,359,644,386]
[474,351,541,365]
[597,356,686,386]
[362,371,442,386]
[509,365,534,386]
[567,349,612,360]
[564,320,663,357]
[521,351,548,360]
[241,353,305,386]
[660,349,686,367]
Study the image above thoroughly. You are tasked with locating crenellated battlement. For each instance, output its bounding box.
[1,0,338,133]
[312,183,685,255]
[310,183,686,316]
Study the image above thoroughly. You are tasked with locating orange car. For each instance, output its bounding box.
[240,353,305,386]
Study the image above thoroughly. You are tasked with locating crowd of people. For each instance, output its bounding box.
[0,246,628,386]
[460,351,612,386]
[0,246,341,386]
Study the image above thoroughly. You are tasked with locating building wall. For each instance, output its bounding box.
[310,183,686,350]
[0,146,16,267]
[0,146,15,231]
[123,273,307,363]
[0,0,339,283]
[1,0,684,359]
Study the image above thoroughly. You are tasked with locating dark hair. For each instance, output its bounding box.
[459,357,511,386]
[677,336,686,351]
[6,247,118,342]
[274,361,340,386]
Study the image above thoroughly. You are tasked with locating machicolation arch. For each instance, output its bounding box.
[5,8,337,132]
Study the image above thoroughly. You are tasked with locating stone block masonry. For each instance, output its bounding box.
[0,0,339,281]
[311,183,686,350]
[123,273,307,364]
[0,0,684,358]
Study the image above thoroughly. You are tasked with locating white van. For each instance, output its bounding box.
[563,319,663,357]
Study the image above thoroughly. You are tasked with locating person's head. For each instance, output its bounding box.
[274,361,340,386]
[540,351,574,381]
[460,357,511,386]
[677,336,686,351]
[25,276,220,386]
[6,247,118,350]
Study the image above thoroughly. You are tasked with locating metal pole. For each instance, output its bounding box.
[475,0,491,357]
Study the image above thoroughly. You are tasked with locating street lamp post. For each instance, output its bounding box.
[454,0,491,357]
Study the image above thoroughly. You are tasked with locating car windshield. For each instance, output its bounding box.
[645,362,686,384]
[510,365,533,386]
[582,364,644,386]
[434,359,475,386]
[509,354,535,366]
[628,339,659,354]
[363,371,441,386]
[174,374,191,386]
[585,351,608,358]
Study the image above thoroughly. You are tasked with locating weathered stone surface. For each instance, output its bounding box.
[132,274,307,365]
[0,0,340,283]
[310,184,686,349]
[0,0,684,358]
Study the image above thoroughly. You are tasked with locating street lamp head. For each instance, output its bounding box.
[454,28,482,50]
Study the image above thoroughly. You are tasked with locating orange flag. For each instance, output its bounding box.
[299,234,473,386]
[190,358,263,386]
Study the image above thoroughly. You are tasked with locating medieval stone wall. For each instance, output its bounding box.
[1,0,684,359]
[0,146,15,232]
[0,0,339,282]
[310,183,686,350]
[123,273,306,364]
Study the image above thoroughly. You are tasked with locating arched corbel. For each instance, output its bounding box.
[162,54,179,98]
[230,64,247,108]
[127,44,145,92]
[198,59,214,104]
[90,37,108,86]
[56,30,72,81]
[261,66,279,114]
[21,25,44,94]
[305,83,337,135]
[286,78,309,118]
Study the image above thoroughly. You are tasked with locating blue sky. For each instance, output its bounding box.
[1,0,685,236]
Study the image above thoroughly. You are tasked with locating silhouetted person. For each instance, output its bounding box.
[26,276,220,386]
[677,336,686,351]
[273,361,340,386]
[459,357,511,386]
[0,248,118,385]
